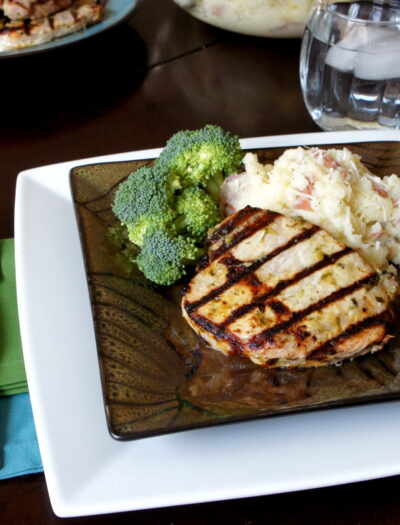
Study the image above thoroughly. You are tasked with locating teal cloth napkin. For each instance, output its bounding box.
[0,393,43,479]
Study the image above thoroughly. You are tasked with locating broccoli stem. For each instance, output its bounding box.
[173,214,188,234]
[205,171,224,201]
[183,247,204,265]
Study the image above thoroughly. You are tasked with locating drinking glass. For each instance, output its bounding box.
[300,0,400,131]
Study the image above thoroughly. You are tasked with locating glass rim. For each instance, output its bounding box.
[314,0,400,25]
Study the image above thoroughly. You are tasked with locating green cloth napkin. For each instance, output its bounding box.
[0,239,28,396]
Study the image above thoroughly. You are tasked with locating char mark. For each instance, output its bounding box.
[248,273,378,349]
[196,253,210,270]
[243,273,263,288]
[306,314,390,362]
[0,21,29,35]
[23,18,31,35]
[188,314,242,353]
[221,247,351,327]
[268,301,290,315]
[184,224,320,315]
[48,12,54,29]
[209,208,279,263]
[207,206,264,244]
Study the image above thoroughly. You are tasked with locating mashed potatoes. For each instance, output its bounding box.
[220,147,400,270]
[173,0,314,38]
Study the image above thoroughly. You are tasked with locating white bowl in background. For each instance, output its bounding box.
[173,0,314,38]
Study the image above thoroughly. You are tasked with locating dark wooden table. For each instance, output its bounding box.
[1,0,400,522]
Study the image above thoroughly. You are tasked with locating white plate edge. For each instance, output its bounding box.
[14,129,400,516]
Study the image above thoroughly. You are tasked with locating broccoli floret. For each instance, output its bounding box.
[175,186,221,241]
[105,224,140,277]
[111,124,244,286]
[126,218,165,247]
[136,228,202,286]
[106,223,139,259]
[157,124,242,200]
[112,164,176,247]
[106,223,129,250]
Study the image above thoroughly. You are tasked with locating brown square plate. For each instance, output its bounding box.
[70,139,400,441]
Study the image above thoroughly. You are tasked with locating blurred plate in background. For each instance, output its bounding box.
[0,0,137,59]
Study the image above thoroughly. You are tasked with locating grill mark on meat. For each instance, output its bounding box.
[196,253,210,270]
[295,324,312,340]
[188,275,379,355]
[207,206,261,244]
[187,314,243,353]
[268,300,290,315]
[191,273,375,355]
[248,274,378,349]
[184,225,320,314]
[245,273,262,287]
[198,209,273,270]
[209,210,279,263]
[305,315,390,368]
[23,17,30,33]
[71,3,78,22]
[306,314,391,361]
[220,247,352,327]
[1,22,30,35]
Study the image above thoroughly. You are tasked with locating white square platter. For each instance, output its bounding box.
[14,130,400,517]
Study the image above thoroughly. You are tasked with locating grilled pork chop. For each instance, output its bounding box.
[1,0,73,21]
[0,0,102,51]
[182,207,398,368]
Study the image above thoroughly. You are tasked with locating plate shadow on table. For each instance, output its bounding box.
[0,22,148,137]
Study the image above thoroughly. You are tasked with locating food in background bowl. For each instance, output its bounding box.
[173,0,314,38]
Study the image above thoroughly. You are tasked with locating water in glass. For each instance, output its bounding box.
[300,1,400,130]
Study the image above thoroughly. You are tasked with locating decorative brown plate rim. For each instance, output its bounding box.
[70,139,400,441]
